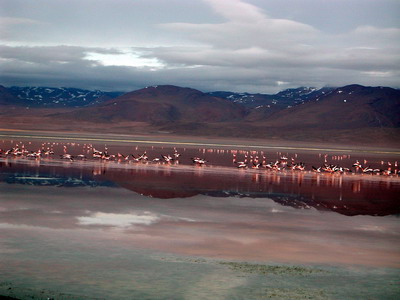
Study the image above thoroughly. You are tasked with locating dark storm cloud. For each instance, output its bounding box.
[0,45,121,64]
[0,45,137,89]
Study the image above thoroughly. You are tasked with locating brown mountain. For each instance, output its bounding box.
[260,84,400,129]
[0,84,399,145]
[0,85,23,105]
[57,85,248,124]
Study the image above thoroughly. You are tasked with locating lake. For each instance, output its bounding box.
[0,136,399,299]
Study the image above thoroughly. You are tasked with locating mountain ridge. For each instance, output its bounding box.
[54,85,248,124]
[0,85,124,107]
[1,84,337,108]
[261,84,400,129]
[0,83,399,145]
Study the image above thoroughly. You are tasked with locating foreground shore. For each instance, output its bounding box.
[1,257,399,300]
[1,128,400,154]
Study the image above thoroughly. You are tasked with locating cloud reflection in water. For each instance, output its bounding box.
[77,212,160,228]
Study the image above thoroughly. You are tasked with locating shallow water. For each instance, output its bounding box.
[0,139,400,299]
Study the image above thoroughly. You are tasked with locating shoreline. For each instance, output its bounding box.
[1,128,400,155]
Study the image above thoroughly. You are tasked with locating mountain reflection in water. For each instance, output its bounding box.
[1,159,399,216]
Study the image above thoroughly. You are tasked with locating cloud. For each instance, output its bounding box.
[161,1,318,50]
[0,42,399,93]
[0,0,399,92]
[155,0,400,69]
[77,212,160,228]
[204,0,266,23]
[0,45,122,65]
[146,0,400,90]
[0,17,40,26]
[0,17,43,40]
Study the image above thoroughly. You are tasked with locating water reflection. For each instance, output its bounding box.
[1,180,399,269]
[1,158,399,216]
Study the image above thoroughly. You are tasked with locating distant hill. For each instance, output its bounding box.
[56,85,248,123]
[0,85,23,105]
[262,84,400,129]
[2,86,123,107]
[1,85,334,111]
[208,87,336,120]
[208,87,334,108]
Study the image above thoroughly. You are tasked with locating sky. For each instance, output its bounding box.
[0,0,399,93]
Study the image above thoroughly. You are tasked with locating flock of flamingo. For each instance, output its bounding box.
[0,140,398,176]
[232,151,397,176]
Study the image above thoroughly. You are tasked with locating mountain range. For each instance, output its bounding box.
[1,85,334,109]
[56,85,247,123]
[0,86,123,107]
[1,84,399,145]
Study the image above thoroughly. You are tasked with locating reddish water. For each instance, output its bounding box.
[1,138,399,171]
[1,137,399,216]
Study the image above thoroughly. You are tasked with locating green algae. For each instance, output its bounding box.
[219,261,326,276]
